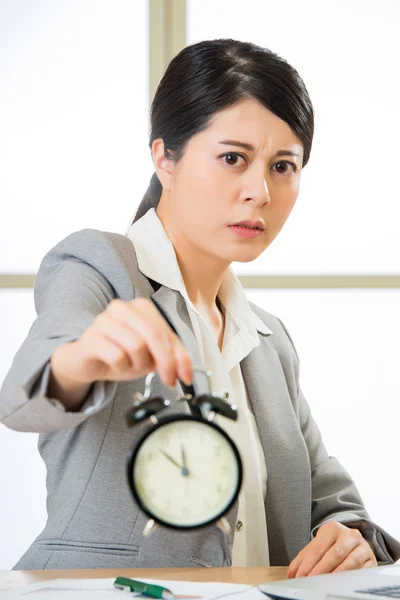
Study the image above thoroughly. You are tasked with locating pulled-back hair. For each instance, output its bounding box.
[133,38,314,223]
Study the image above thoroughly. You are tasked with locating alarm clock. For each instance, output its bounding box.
[126,369,242,532]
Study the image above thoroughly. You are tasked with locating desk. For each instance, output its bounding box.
[0,567,287,592]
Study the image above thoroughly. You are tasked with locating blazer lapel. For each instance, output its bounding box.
[241,335,311,565]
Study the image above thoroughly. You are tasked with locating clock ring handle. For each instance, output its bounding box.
[190,393,238,422]
[143,367,211,399]
[126,396,171,426]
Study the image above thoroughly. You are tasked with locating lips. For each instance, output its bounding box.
[230,220,265,231]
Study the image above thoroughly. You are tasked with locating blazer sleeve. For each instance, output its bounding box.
[0,230,122,433]
[278,318,400,564]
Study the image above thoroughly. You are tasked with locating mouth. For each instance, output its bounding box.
[229,220,265,231]
[228,220,265,239]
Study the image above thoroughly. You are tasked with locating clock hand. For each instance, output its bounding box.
[180,445,190,477]
[159,449,182,470]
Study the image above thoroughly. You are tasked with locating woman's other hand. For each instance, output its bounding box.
[287,521,377,578]
[48,298,193,410]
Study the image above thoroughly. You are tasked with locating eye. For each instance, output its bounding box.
[221,152,247,166]
[272,161,298,175]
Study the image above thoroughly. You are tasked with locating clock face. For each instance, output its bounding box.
[127,415,242,529]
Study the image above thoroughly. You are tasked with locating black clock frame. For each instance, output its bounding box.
[126,413,243,531]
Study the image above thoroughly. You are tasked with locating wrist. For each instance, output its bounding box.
[49,342,92,410]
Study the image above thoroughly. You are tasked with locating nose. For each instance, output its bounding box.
[244,174,271,206]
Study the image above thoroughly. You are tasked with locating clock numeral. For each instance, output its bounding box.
[213,445,222,458]
[220,464,229,475]
[216,483,223,494]
[182,506,191,517]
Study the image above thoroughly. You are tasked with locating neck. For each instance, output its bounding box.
[156,207,228,314]
[177,247,226,312]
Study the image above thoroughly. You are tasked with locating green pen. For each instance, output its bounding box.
[114,577,174,599]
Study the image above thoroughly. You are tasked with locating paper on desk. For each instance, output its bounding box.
[1,577,266,600]
[379,565,400,575]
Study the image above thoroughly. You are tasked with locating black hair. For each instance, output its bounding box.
[133,38,314,223]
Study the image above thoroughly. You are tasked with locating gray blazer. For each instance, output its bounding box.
[1,229,399,570]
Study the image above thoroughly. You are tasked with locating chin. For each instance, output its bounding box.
[236,242,268,261]
[209,240,267,265]
[233,255,262,264]
[228,249,265,264]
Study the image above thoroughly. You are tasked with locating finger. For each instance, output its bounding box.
[171,335,193,385]
[106,299,177,386]
[331,545,376,574]
[362,558,378,569]
[287,554,303,579]
[86,335,132,379]
[288,540,330,579]
[135,303,193,385]
[151,333,178,387]
[97,315,154,374]
[308,535,361,576]
[289,525,339,578]
[126,300,188,387]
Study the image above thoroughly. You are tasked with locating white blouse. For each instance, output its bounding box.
[126,209,272,567]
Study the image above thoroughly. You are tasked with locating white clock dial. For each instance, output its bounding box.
[129,416,242,528]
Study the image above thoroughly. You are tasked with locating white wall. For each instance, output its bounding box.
[0,0,152,273]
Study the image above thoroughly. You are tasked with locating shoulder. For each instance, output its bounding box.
[42,228,135,267]
[36,229,151,302]
[250,301,297,353]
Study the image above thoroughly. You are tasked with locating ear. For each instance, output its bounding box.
[152,138,174,190]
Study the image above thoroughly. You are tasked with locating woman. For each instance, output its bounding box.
[1,39,399,573]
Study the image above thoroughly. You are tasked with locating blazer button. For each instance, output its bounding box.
[235,520,243,532]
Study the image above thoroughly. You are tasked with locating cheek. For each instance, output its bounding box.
[176,161,227,218]
[195,159,228,198]
[273,182,300,220]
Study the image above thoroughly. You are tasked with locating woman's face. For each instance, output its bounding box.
[156,98,304,266]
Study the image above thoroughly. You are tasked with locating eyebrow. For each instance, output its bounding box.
[218,139,301,158]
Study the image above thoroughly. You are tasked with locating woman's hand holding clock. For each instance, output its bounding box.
[48,297,193,411]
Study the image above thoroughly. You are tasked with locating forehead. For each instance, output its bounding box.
[198,98,303,156]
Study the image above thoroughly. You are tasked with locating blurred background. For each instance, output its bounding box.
[1,0,399,570]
